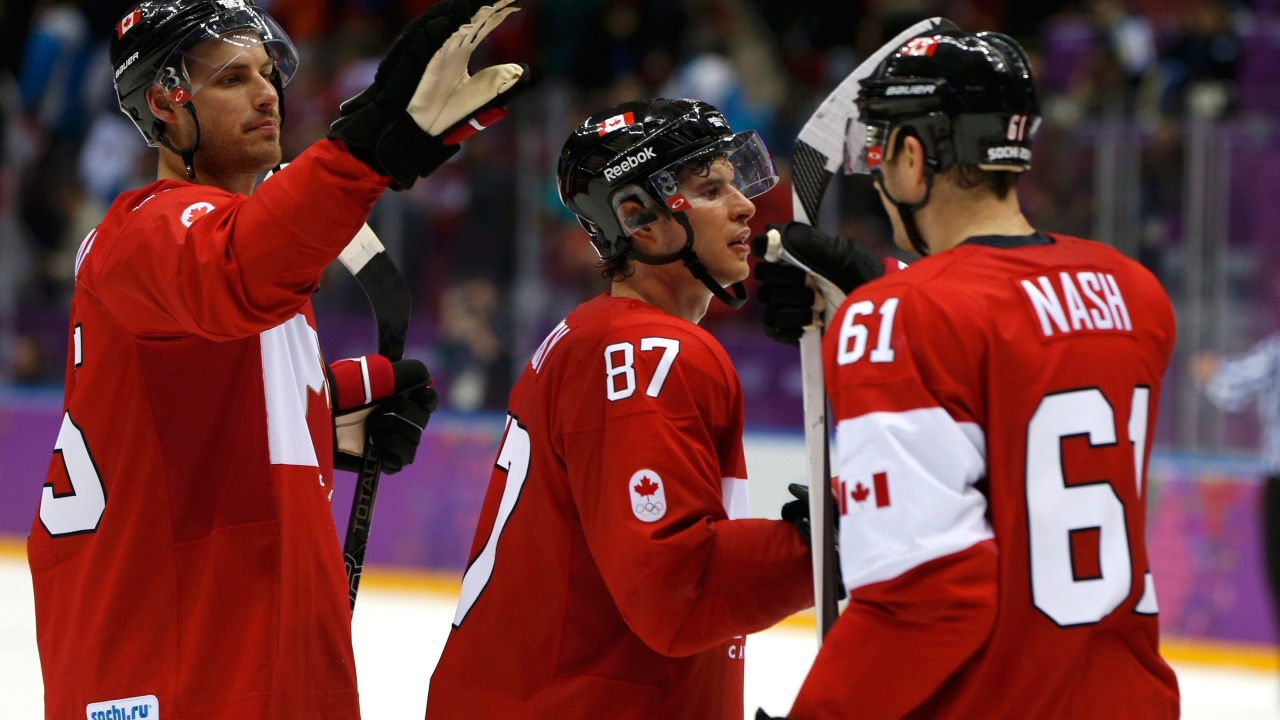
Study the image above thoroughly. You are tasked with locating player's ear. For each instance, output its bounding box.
[146,85,181,124]
[898,133,928,189]
[618,199,659,246]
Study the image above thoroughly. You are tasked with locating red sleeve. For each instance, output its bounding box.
[790,544,998,719]
[88,139,388,340]
[560,325,812,657]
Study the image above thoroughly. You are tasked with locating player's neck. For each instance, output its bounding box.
[918,184,1034,254]
[612,266,712,324]
[157,153,257,196]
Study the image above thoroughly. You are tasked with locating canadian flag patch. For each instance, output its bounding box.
[902,37,939,57]
[838,472,891,514]
[181,202,215,227]
[597,112,636,136]
[117,9,142,39]
[629,469,667,522]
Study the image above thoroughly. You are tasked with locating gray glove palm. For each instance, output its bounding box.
[329,0,528,189]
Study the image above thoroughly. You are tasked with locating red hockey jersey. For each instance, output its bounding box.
[427,293,812,720]
[790,234,1180,719]
[27,140,387,720]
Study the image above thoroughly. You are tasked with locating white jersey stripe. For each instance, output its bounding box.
[720,477,749,520]
[836,407,992,590]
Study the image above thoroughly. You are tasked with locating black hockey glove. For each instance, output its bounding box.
[752,222,885,346]
[329,355,440,474]
[367,383,439,473]
[780,482,815,546]
[780,483,847,600]
[328,0,530,189]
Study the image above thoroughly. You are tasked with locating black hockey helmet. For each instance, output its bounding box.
[110,0,298,148]
[850,29,1040,176]
[556,98,777,262]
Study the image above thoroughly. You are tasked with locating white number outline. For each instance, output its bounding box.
[40,412,107,537]
[604,337,682,401]
[1026,386,1157,627]
[837,298,899,366]
[453,414,531,627]
[604,342,636,401]
[639,337,679,397]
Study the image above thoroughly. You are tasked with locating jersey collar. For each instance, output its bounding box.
[961,232,1054,249]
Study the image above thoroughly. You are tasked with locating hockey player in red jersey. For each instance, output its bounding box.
[426,99,814,719]
[28,1,525,718]
[754,28,1181,719]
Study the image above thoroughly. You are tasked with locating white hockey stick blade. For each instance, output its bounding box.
[791,16,950,224]
[339,223,387,276]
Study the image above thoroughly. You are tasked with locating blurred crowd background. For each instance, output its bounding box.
[2,0,1278,452]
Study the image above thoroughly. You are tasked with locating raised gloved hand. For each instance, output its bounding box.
[328,0,530,189]
[752,222,885,346]
[329,355,440,474]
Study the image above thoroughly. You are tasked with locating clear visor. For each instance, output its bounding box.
[844,118,892,175]
[154,6,298,105]
[645,130,777,215]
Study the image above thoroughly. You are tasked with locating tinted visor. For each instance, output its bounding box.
[646,130,777,213]
[845,119,892,175]
[154,4,297,104]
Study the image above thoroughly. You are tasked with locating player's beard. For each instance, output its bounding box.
[194,130,283,179]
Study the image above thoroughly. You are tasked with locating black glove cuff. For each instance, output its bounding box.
[329,105,460,190]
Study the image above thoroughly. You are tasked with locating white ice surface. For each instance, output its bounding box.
[2,554,1277,719]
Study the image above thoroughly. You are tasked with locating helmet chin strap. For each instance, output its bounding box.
[156,69,286,181]
[873,166,935,257]
[157,100,202,179]
[625,211,748,309]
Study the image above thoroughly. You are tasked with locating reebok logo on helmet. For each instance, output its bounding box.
[604,147,657,182]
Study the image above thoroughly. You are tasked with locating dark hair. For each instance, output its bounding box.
[599,254,634,282]
[945,164,1021,199]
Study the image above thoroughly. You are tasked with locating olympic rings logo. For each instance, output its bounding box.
[634,501,665,516]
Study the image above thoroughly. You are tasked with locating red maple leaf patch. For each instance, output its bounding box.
[850,482,870,504]
[634,476,660,497]
[188,206,210,222]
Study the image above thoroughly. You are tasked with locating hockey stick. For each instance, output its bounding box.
[262,165,412,611]
[762,17,950,642]
[338,223,412,612]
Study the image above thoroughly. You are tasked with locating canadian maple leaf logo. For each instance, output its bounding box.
[634,476,660,497]
[181,202,215,227]
[850,482,870,504]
